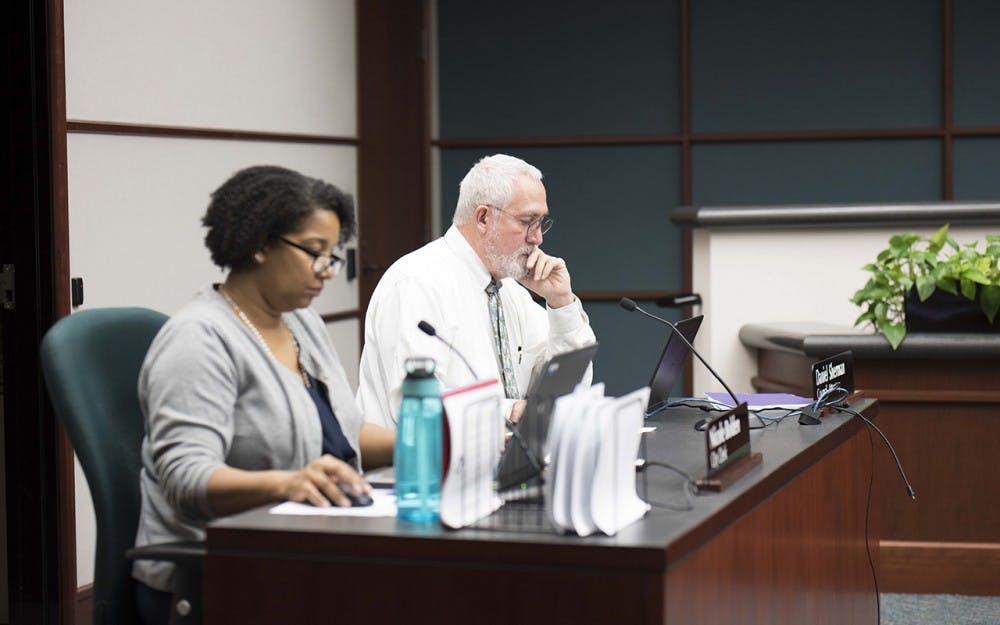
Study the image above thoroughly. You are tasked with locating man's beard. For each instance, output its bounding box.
[484,232,534,280]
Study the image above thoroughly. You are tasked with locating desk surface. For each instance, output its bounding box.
[206,400,877,624]
[209,399,876,573]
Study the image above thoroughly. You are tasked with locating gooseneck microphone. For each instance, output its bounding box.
[417,320,479,384]
[619,297,741,416]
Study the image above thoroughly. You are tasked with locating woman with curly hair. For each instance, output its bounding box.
[132,165,394,624]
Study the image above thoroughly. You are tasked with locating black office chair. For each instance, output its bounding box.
[40,307,205,625]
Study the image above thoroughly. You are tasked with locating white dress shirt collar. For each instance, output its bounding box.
[443,225,493,290]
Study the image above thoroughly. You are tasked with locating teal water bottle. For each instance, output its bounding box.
[395,357,442,522]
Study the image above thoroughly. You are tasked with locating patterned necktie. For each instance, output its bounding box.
[485,278,519,399]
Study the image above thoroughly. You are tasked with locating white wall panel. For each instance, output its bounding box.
[326,319,361,393]
[67,134,358,585]
[64,0,356,136]
[67,134,358,316]
[73,458,97,585]
[690,224,993,394]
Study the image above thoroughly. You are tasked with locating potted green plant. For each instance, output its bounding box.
[851,224,1000,349]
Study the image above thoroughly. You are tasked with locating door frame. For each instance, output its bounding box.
[2,0,75,622]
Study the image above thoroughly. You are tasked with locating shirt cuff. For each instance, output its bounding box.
[546,296,588,334]
[500,397,519,423]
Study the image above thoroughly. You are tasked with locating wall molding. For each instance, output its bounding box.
[432,127,959,149]
[321,309,362,323]
[880,540,1000,595]
[575,290,679,303]
[66,120,359,145]
[673,201,1000,229]
[433,134,684,148]
[76,584,93,625]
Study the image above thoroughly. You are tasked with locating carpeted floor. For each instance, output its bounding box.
[881,594,1000,625]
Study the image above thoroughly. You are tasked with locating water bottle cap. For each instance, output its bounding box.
[404,357,436,378]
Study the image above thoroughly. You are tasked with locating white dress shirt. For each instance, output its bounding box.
[357,225,596,429]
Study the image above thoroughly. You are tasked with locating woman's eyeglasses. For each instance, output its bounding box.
[279,237,346,276]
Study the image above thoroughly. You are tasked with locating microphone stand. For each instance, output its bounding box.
[619,298,741,410]
[417,320,479,384]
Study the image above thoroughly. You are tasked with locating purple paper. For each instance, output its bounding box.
[705,392,811,408]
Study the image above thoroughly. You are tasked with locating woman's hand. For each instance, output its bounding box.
[281,454,371,507]
[359,422,395,470]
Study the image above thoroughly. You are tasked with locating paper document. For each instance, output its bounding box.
[269,489,396,517]
[545,384,650,537]
[705,392,811,410]
[589,388,650,536]
[439,379,504,529]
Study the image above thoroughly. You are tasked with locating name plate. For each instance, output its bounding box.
[704,402,750,477]
[811,350,855,400]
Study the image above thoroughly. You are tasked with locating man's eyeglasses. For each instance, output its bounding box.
[279,237,346,276]
[487,204,554,235]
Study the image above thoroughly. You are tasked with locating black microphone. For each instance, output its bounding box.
[417,320,479,383]
[619,298,741,427]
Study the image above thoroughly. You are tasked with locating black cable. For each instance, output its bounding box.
[742,404,792,427]
[834,405,916,499]
[644,460,697,484]
[862,421,881,625]
[639,461,698,511]
[646,499,694,512]
[821,392,914,625]
[645,399,725,417]
[800,391,888,623]
[505,420,544,475]
[649,399,777,430]
[836,398,919,625]
[749,406,798,428]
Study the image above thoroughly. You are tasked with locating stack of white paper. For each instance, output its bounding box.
[439,379,505,529]
[545,385,651,536]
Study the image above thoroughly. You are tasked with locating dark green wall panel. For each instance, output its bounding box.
[954,3,1000,127]
[954,138,1000,201]
[439,145,682,291]
[430,3,993,398]
[437,0,680,138]
[583,300,685,398]
[692,139,942,205]
[691,0,940,132]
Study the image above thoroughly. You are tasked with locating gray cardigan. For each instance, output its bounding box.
[132,286,363,591]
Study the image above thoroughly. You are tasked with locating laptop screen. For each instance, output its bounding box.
[646,315,703,412]
[495,343,598,493]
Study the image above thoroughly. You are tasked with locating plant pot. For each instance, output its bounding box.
[904,288,1000,333]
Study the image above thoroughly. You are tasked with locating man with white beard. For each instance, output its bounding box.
[356,154,596,429]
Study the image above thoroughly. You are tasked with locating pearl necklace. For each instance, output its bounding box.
[219,286,311,388]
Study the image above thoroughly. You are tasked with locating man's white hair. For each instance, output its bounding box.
[453,154,543,226]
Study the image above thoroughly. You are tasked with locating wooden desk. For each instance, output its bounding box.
[205,401,879,625]
[741,323,1000,595]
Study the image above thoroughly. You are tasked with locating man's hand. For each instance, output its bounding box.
[518,248,574,308]
[503,400,528,451]
[508,399,527,425]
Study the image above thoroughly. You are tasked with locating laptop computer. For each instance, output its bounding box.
[645,315,704,413]
[494,343,599,493]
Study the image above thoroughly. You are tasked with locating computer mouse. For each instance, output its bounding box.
[336,482,373,507]
[694,418,710,432]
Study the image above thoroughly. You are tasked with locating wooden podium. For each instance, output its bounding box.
[205,401,880,624]
[741,323,1000,595]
